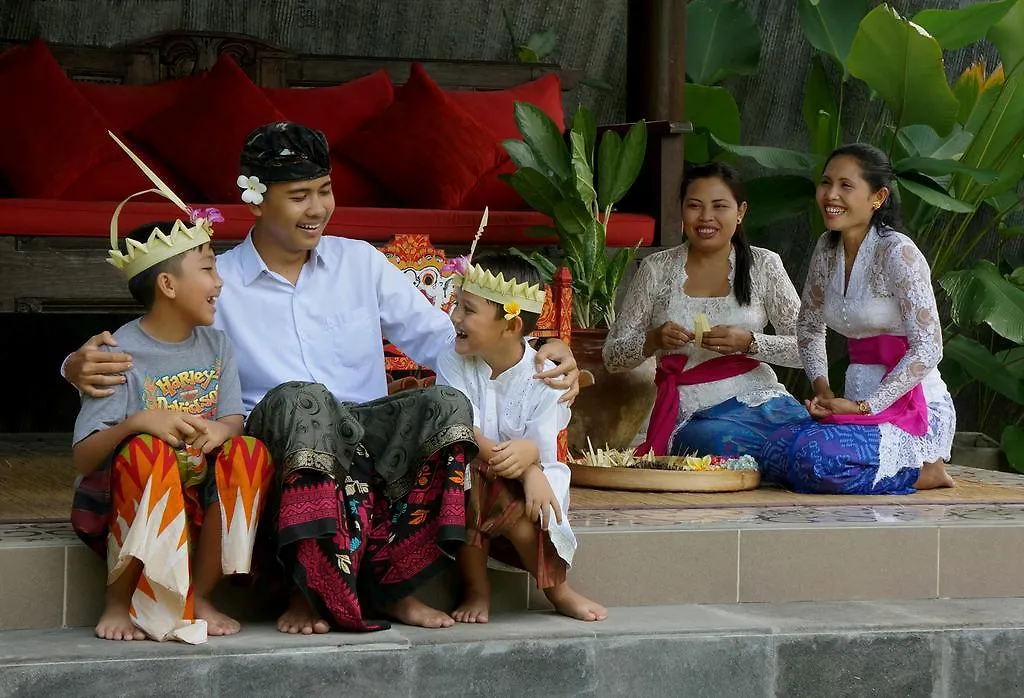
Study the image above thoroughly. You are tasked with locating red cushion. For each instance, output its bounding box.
[338,63,503,209]
[0,40,115,198]
[448,73,565,211]
[329,156,394,207]
[0,199,655,246]
[263,69,394,146]
[130,54,286,202]
[60,139,199,203]
[78,75,207,133]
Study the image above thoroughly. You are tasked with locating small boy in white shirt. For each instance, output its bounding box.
[435,253,606,623]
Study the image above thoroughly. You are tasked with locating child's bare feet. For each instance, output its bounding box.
[277,589,330,635]
[914,460,955,490]
[383,595,455,628]
[544,584,607,622]
[95,600,146,641]
[195,596,241,636]
[452,584,491,624]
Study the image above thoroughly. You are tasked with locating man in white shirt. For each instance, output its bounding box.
[65,122,579,634]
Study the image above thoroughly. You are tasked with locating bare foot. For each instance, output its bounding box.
[277,589,330,635]
[914,460,955,490]
[195,596,241,636]
[383,595,454,628]
[95,602,146,641]
[544,584,608,622]
[451,585,491,624]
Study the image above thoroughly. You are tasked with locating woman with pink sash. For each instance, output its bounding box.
[761,144,955,494]
[604,163,807,459]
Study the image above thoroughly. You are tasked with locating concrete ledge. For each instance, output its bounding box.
[4,599,1024,697]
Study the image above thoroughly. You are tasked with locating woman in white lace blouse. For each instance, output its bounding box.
[604,163,807,459]
[761,144,956,493]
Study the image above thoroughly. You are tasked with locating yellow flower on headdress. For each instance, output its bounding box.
[503,301,521,321]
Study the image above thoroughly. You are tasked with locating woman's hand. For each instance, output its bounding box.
[811,378,835,401]
[701,325,754,355]
[644,322,694,355]
[534,339,580,405]
[804,396,862,420]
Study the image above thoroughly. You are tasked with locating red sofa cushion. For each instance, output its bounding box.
[0,199,655,247]
[339,63,503,210]
[449,73,565,211]
[0,40,117,198]
[77,74,207,133]
[130,54,286,202]
[60,139,199,203]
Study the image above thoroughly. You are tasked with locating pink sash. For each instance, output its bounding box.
[823,335,928,436]
[636,353,761,456]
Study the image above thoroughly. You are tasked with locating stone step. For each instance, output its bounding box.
[3,598,1024,697]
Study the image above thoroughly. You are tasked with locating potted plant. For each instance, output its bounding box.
[501,102,654,450]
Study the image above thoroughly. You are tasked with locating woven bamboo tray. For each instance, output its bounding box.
[569,462,761,493]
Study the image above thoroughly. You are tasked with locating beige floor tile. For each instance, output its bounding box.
[738,527,938,603]
[0,546,66,630]
[940,526,1024,598]
[530,530,739,608]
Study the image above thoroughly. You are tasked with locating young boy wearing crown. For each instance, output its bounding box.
[435,253,607,623]
[71,140,273,643]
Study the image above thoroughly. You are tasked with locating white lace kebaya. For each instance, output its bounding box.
[797,226,955,481]
[604,243,803,433]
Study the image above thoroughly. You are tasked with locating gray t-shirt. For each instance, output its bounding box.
[73,319,243,447]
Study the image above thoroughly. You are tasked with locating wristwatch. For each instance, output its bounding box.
[746,333,760,355]
[856,400,872,415]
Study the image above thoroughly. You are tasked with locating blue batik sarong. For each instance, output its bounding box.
[670,396,808,460]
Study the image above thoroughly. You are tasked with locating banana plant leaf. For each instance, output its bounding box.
[710,134,823,171]
[956,66,1024,203]
[742,175,818,232]
[796,0,870,78]
[989,0,1024,75]
[685,0,762,86]
[684,83,741,163]
[897,175,973,213]
[803,55,840,164]
[894,156,999,184]
[952,62,987,126]
[847,5,960,137]
[943,334,1024,404]
[940,260,1024,344]
[1002,424,1024,474]
[895,124,973,161]
[912,0,1017,50]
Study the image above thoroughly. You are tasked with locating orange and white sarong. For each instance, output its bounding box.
[102,434,272,643]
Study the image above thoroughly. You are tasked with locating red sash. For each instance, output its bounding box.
[823,335,928,436]
[635,353,761,456]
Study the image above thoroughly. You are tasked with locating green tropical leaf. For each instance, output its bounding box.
[938,354,972,394]
[943,334,1024,404]
[803,55,840,163]
[989,0,1024,74]
[743,175,818,231]
[596,130,622,210]
[996,346,1024,378]
[504,168,561,218]
[502,139,541,171]
[1003,226,1024,239]
[711,134,823,171]
[897,175,974,213]
[523,28,557,61]
[894,156,1000,184]
[522,225,559,240]
[684,83,741,163]
[513,101,570,182]
[952,62,987,126]
[605,121,648,207]
[570,131,597,207]
[847,5,960,136]
[508,247,557,284]
[912,0,1016,50]
[796,0,870,78]
[895,124,973,161]
[552,199,592,244]
[572,105,597,169]
[940,260,1024,343]
[685,0,762,85]
[956,67,1024,203]
[1002,425,1024,474]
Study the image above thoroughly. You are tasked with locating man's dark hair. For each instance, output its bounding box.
[471,252,544,335]
[123,221,189,309]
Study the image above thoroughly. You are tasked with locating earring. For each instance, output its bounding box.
[737,218,742,224]
[872,201,882,210]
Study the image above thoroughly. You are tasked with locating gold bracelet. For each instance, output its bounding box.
[856,400,871,416]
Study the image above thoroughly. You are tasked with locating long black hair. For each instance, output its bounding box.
[681,162,753,306]
[823,143,902,246]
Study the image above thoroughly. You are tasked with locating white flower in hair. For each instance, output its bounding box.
[237,175,267,205]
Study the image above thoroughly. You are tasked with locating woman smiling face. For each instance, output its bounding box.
[817,154,888,234]
[681,176,748,255]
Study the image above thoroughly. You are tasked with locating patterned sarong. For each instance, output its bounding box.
[464,460,567,589]
[246,382,476,631]
[71,434,273,643]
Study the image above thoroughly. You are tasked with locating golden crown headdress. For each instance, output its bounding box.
[106,131,220,280]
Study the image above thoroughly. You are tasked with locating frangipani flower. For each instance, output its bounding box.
[503,301,521,321]
[237,175,267,205]
[441,255,471,277]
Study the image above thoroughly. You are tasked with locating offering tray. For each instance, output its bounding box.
[569,451,761,493]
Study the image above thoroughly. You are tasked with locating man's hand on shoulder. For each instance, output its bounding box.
[65,332,132,398]
[533,338,580,405]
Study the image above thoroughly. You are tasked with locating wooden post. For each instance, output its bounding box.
[627,0,687,247]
